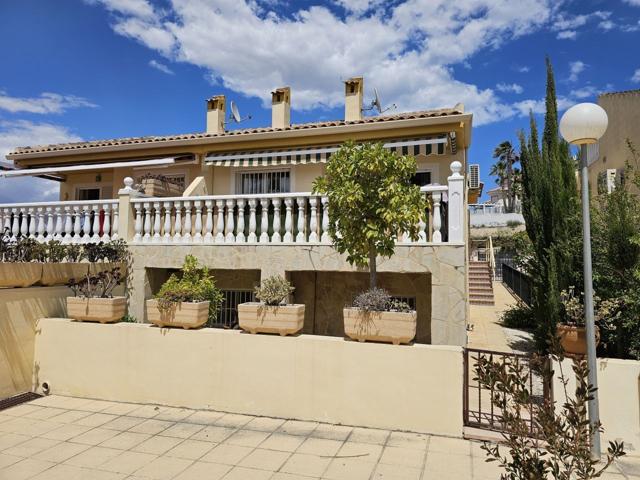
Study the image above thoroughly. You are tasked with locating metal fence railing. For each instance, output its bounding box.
[502,264,532,306]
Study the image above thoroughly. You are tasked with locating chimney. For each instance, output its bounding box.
[206,95,225,134]
[271,87,291,129]
[344,76,363,122]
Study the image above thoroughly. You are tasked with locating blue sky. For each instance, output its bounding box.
[1,0,639,202]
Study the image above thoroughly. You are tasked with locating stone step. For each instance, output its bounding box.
[470,298,495,306]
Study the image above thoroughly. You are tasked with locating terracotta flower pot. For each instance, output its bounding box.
[146,299,209,329]
[557,324,600,356]
[238,303,305,336]
[67,296,127,323]
[41,263,89,286]
[343,308,417,345]
[0,263,42,288]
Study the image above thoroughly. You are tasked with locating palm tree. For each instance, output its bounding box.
[491,141,521,213]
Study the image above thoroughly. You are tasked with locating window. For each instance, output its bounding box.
[163,173,186,189]
[238,170,290,194]
[76,187,101,201]
[410,171,432,187]
[210,290,256,328]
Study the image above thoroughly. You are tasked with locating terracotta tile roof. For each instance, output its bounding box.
[599,89,640,97]
[10,107,464,156]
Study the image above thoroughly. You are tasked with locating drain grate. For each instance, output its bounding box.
[0,392,42,412]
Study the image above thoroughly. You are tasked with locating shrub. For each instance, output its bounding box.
[155,255,224,322]
[500,303,536,329]
[255,275,294,306]
[352,288,412,313]
[67,267,122,298]
[44,240,66,263]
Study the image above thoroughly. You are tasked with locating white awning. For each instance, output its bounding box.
[205,137,448,167]
[0,157,186,178]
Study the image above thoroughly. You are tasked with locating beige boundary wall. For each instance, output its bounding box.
[33,318,464,437]
[0,286,70,398]
[554,358,640,455]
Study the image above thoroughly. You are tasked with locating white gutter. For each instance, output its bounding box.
[0,157,177,178]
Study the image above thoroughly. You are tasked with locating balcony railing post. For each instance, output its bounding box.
[236,198,246,243]
[272,197,282,243]
[182,200,192,243]
[432,192,442,243]
[447,160,465,243]
[309,197,318,242]
[321,196,330,243]
[247,199,257,242]
[163,201,172,243]
[204,200,214,243]
[284,197,293,242]
[296,197,306,243]
[193,200,203,243]
[118,177,141,243]
[215,200,225,243]
[259,198,269,243]
[102,204,111,242]
[224,199,235,243]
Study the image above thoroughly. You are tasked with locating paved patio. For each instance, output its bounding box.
[1,396,638,480]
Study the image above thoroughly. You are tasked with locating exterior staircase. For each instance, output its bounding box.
[469,261,495,305]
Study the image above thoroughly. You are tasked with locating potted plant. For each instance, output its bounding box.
[313,142,425,345]
[66,267,126,323]
[146,255,224,329]
[0,230,43,288]
[39,240,89,286]
[557,288,603,356]
[85,239,129,274]
[343,288,416,345]
[238,275,304,336]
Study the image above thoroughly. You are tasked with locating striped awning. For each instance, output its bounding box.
[205,136,448,167]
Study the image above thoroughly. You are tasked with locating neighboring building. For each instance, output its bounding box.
[1,77,473,346]
[587,89,640,196]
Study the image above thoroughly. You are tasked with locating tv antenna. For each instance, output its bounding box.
[364,88,397,114]
[229,100,252,124]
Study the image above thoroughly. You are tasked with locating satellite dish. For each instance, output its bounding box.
[363,88,397,115]
[229,100,252,124]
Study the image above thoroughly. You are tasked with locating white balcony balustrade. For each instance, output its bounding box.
[0,200,119,244]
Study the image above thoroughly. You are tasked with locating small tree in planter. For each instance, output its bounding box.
[66,268,126,323]
[313,141,425,344]
[238,275,304,336]
[0,231,43,288]
[147,255,224,329]
[40,240,89,286]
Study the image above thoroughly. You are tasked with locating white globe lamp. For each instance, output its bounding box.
[559,103,608,145]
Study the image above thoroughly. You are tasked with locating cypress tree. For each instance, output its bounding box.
[519,58,582,351]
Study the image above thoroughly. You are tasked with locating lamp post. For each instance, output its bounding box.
[559,102,609,460]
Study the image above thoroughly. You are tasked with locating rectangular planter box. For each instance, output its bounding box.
[89,262,126,275]
[141,178,184,197]
[41,263,89,286]
[343,308,417,345]
[67,296,127,323]
[0,263,42,288]
[238,303,305,336]
[146,299,209,329]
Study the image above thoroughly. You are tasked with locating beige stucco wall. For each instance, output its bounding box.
[60,171,115,201]
[0,286,69,398]
[127,244,467,346]
[589,91,640,196]
[554,358,640,455]
[33,318,464,436]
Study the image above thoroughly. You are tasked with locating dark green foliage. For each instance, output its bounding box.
[490,141,521,213]
[500,303,536,330]
[518,58,583,351]
[352,288,412,313]
[313,141,426,289]
[67,267,123,298]
[255,275,295,306]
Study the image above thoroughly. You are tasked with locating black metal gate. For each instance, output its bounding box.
[463,348,551,436]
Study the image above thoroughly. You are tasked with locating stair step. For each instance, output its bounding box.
[470,300,495,306]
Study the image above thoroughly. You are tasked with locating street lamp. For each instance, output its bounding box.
[559,102,609,460]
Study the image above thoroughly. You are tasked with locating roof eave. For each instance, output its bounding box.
[7,113,473,162]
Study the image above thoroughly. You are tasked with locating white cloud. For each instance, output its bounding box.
[0,91,96,115]
[552,10,610,39]
[623,0,640,6]
[557,30,577,39]
[568,60,586,82]
[86,0,563,126]
[598,20,615,30]
[0,121,82,203]
[517,65,531,73]
[632,69,640,83]
[149,59,174,75]
[84,0,156,20]
[496,83,524,94]
[570,85,598,99]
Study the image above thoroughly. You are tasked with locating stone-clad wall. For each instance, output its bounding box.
[127,244,467,346]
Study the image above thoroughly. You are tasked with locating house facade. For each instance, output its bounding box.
[1,77,472,346]
[587,89,640,196]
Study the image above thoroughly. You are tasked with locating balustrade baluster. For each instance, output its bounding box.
[173,201,183,243]
[133,202,143,243]
[432,192,442,243]
[271,197,282,243]
[321,196,330,242]
[283,198,293,242]
[259,198,270,243]
[225,200,236,243]
[11,208,20,240]
[82,205,92,243]
[55,207,64,241]
[111,204,119,240]
[18,208,28,238]
[182,201,192,242]
[28,208,37,239]
[102,204,111,241]
[236,198,246,243]
[417,209,427,244]
[143,202,152,242]
[215,200,225,243]
[72,206,81,243]
[152,201,162,243]
[163,201,172,242]
[46,207,55,241]
[204,200,214,243]
[193,201,203,243]
[247,199,257,242]
[296,197,307,243]
[3,208,11,235]
[63,206,73,243]
[308,197,318,242]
